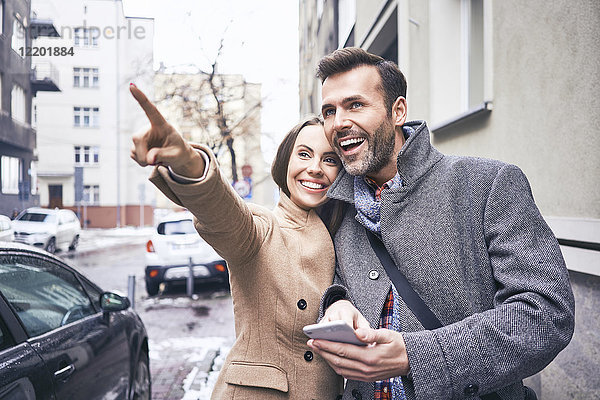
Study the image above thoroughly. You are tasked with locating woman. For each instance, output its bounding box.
[129,84,344,399]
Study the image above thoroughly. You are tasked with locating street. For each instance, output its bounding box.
[65,239,235,400]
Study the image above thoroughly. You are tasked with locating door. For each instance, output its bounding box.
[48,185,63,209]
[0,294,55,400]
[0,255,132,400]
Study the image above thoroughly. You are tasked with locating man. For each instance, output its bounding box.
[306,47,575,400]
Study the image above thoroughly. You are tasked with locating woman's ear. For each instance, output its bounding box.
[392,97,407,127]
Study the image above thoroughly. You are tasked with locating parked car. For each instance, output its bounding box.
[12,207,81,253]
[0,215,13,242]
[145,211,228,296]
[0,242,150,400]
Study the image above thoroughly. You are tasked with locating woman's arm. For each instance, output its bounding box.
[130,84,268,264]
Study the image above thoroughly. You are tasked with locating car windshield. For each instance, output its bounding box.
[17,213,57,223]
[158,219,196,235]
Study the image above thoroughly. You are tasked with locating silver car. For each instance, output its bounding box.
[12,208,81,253]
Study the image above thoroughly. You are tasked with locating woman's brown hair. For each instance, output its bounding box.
[271,116,345,236]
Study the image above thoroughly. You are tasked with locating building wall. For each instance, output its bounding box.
[0,0,41,216]
[31,0,155,227]
[298,1,600,397]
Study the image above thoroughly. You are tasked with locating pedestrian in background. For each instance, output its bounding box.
[129,83,344,399]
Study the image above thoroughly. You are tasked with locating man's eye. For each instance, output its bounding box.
[323,109,335,117]
[350,102,362,109]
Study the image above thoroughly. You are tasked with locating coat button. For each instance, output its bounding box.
[297,299,307,310]
[336,396,343,400]
[304,351,313,362]
[464,384,479,396]
[351,389,362,399]
[368,270,379,280]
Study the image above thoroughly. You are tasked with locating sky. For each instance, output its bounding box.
[121,0,300,162]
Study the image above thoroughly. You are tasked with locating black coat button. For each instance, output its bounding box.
[336,396,343,400]
[297,299,307,310]
[351,389,362,399]
[304,351,313,362]
[464,384,479,396]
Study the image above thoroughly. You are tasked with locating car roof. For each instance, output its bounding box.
[158,211,194,223]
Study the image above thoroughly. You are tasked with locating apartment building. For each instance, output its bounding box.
[31,0,155,228]
[0,0,58,217]
[299,1,599,397]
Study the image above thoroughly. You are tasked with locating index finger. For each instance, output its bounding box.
[130,83,167,126]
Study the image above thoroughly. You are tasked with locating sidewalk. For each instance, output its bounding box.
[74,227,153,256]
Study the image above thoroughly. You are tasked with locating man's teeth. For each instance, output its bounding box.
[301,181,324,189]
[340,138,365,149]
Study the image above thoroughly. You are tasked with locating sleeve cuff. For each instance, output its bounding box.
[168,149,210,183]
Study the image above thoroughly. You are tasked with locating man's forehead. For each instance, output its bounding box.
[321,65,382,101]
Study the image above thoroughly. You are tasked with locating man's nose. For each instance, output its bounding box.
[333,109,351,132]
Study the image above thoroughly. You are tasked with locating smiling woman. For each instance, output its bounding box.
[129,84,345,399]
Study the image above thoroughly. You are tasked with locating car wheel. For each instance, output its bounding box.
[146,281,159,296]
[45,237,56,253]
[132,349,151,400]
[68,234,79,251]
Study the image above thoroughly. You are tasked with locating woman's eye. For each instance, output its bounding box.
[298,151,310,158]
[324,157,339,165]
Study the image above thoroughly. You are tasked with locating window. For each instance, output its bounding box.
[0,257,95,337]
[11,19,25,55]
[73,67,99,88]
[74,145,100,165]
[429,0,485,125]
[73,107,99,127]
[1,156,20,194]
[29,161,37,195]
[11,85,26,124]
[74,27,98,47]
[0,73,3,110]
[83,185,99,205]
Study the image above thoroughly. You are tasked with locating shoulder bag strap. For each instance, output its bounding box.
[365,228,503,400]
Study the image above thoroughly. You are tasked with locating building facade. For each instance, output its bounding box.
[154,70,275,210]
[31,0,155,228]
[299,0,600,398]
[0,0,58,217]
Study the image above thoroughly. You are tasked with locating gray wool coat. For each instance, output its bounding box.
[321,120,575,400]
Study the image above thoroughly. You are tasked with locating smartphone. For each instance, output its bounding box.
[303,320,366,346]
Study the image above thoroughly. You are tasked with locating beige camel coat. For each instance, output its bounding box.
[149,145,343,399]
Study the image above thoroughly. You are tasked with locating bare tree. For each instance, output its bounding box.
[154,40,262,183]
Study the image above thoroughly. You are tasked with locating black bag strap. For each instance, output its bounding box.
[365,228,503,400]
[365,229,443,330]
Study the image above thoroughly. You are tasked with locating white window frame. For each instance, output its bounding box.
[11,18,25,56]
[74,145,100,165]
[0,1,4,36]
[74,27,99,47]
[11,85,26,124]
[73,67,99,88]
[73,107,99,127]
[429,0,487,127]
[83,185,99,205]
[1,156,20,194]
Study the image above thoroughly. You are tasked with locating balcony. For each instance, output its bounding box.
[29,18,60,39]
[31,61,60,94]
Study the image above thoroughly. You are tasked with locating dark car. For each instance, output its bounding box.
[145,212,228,296]
[0,243,150,400]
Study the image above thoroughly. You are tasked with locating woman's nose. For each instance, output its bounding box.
[307,159,323,175]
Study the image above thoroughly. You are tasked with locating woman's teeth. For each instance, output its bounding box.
[301,181,325,189]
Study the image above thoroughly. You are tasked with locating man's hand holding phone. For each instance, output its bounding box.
[307,299,410,381]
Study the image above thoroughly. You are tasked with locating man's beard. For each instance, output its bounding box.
[337,120,396,177]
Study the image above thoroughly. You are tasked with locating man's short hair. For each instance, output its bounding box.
[316,47,407,116]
